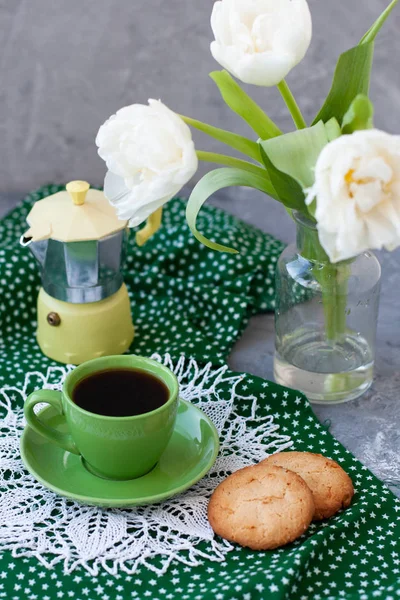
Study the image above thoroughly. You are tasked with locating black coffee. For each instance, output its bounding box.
[72,369,169,417]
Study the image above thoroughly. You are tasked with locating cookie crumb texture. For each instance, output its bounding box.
[263,452,354,520]
[208,465,314,550]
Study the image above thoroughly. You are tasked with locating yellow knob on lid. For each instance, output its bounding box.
[66,180,90,206]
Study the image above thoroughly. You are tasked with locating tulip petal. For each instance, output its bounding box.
[312,130,400,262]
[96,100,198,227]
[210,0,312,87]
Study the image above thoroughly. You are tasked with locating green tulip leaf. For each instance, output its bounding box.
[196,151,270,177]
[341,94,374,133]
[313,0,398,127]
[259,150,306,212]
[180,115,262,162]
[312,42,374,126]
[210,70,282,140]
[260,121,330,199]
[360,0,399,44]
[186,168,278,253]
[325,117,342,141]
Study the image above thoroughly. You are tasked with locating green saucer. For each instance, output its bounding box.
[20,399,219,507]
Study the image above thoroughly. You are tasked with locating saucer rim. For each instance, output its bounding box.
[20,398,220,507]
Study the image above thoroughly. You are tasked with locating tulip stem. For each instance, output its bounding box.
[277,80,307,130]
[196,151,268,177]
[301,226,350,343]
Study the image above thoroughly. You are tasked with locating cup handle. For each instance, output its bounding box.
[24,390,80,455]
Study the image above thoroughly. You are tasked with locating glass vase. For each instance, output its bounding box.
[274,212,381,404]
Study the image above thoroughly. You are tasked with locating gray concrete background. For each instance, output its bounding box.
[1,0,399,195]
[0,0,399,491]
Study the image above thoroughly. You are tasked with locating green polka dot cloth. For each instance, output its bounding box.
[0,185,399,600]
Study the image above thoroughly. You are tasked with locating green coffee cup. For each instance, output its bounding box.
[24,355,179,480]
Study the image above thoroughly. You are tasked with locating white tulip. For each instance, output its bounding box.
[96,100,198,227]
[210,0,312,87]
[306,129,400,263]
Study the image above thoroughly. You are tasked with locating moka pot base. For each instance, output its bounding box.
[37,284,134,365]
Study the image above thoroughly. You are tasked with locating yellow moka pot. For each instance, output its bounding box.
[20,181,135,364]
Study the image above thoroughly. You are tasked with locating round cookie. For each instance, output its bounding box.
[262,452,354,520]
[208,464,314,550]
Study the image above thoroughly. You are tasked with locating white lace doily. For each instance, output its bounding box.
[0,354,292,576]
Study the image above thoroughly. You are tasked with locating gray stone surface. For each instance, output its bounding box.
[0,0,399,492]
